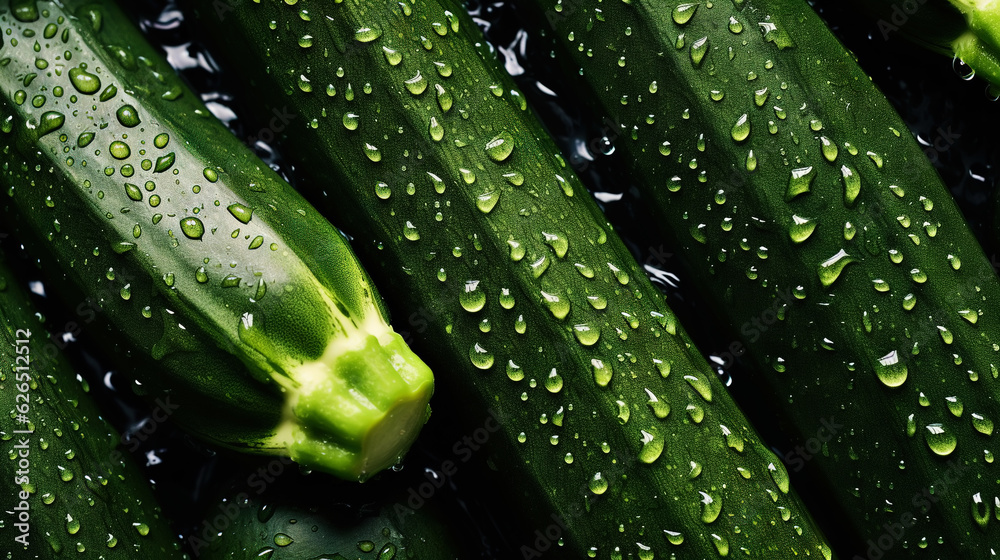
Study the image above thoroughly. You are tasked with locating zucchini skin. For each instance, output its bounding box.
[0,252,186,559]
[186,1,834,558]
[522,0,1000,554]
[191,462,470,559]
[0,1,434,481]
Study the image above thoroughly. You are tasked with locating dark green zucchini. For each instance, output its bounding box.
[0,0,433,481]
[189,461,469,559]
[0,251,186,558]
[183,0,835,558]
[516,0,1000,555]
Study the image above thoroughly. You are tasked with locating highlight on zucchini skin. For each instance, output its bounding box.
[0,252,187,559]
[518,0,1000,554]
[182,0,836,558]
[851,0,1000,90]
[0,0,434,482]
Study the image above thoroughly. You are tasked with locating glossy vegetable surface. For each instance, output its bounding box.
[182,0,836,557]
[0,0,433,481]
[0,251,186,559]
[516,0,1000,554]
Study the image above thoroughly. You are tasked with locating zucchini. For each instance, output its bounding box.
[0,251,185,558]
[184,1,835,558]
[518,0,1000,554]
[190,460,469,559]
[0,0,433,481]
[848,0,1000,90]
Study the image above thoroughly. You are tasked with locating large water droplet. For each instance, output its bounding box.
[638,430,664,463]
[700,491,722,523]
[924,423,957,456]
[730,113,750,142]
[69,67,101,94]
[485,131,515,162]
[460,280,486,312]
[817,249,854,287]
[589,472,609,495]
[592,359,612,387]
[875,350,908,388]
[786,166,815,200]
[180,217,205,240]
[789,215,816,243]
[672,3,698,24]
[469,343,494,369]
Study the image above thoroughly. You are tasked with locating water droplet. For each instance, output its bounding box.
[589,472,609,495]
[820,136,838,161]
[573,323,600,346]
[645,389,670,418]
[786,166,815,200]
[69,67,101,94]
[924,423,957,456]
[541,290,570,319]
[672,3,698,25]
[273,532,294,547]
[109,141,130,160]
[818,249,854,287]
[545,369,564,393]
[959,309,979,324]
[342,112,360,131]
[754,88,769,107]
[731,113,750,142]
[404,71,428,95]
[638,429,664,463]
[875,350,907,388]
[592,359,612,387]
[485,131,515,162]
[469,343,494,369]
[700,491,722,523]
[355,25,383,42]
[505,360,524,382]
[116,105,140,127]
[684,374,712,402]
[690,36,709,66]
[180,217,204,240]
[459,280,486,312]
[789,215,816,243]
[972,413,994,435]
[838,165,861,206]
[363,143,382,162]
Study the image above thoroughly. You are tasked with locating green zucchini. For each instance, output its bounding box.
[0,251,186,558]
[184,1,835,558]
[0,0,433,481]
[518,0,1000,554]
[190,462,468,559]
[849,0,1000,89]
